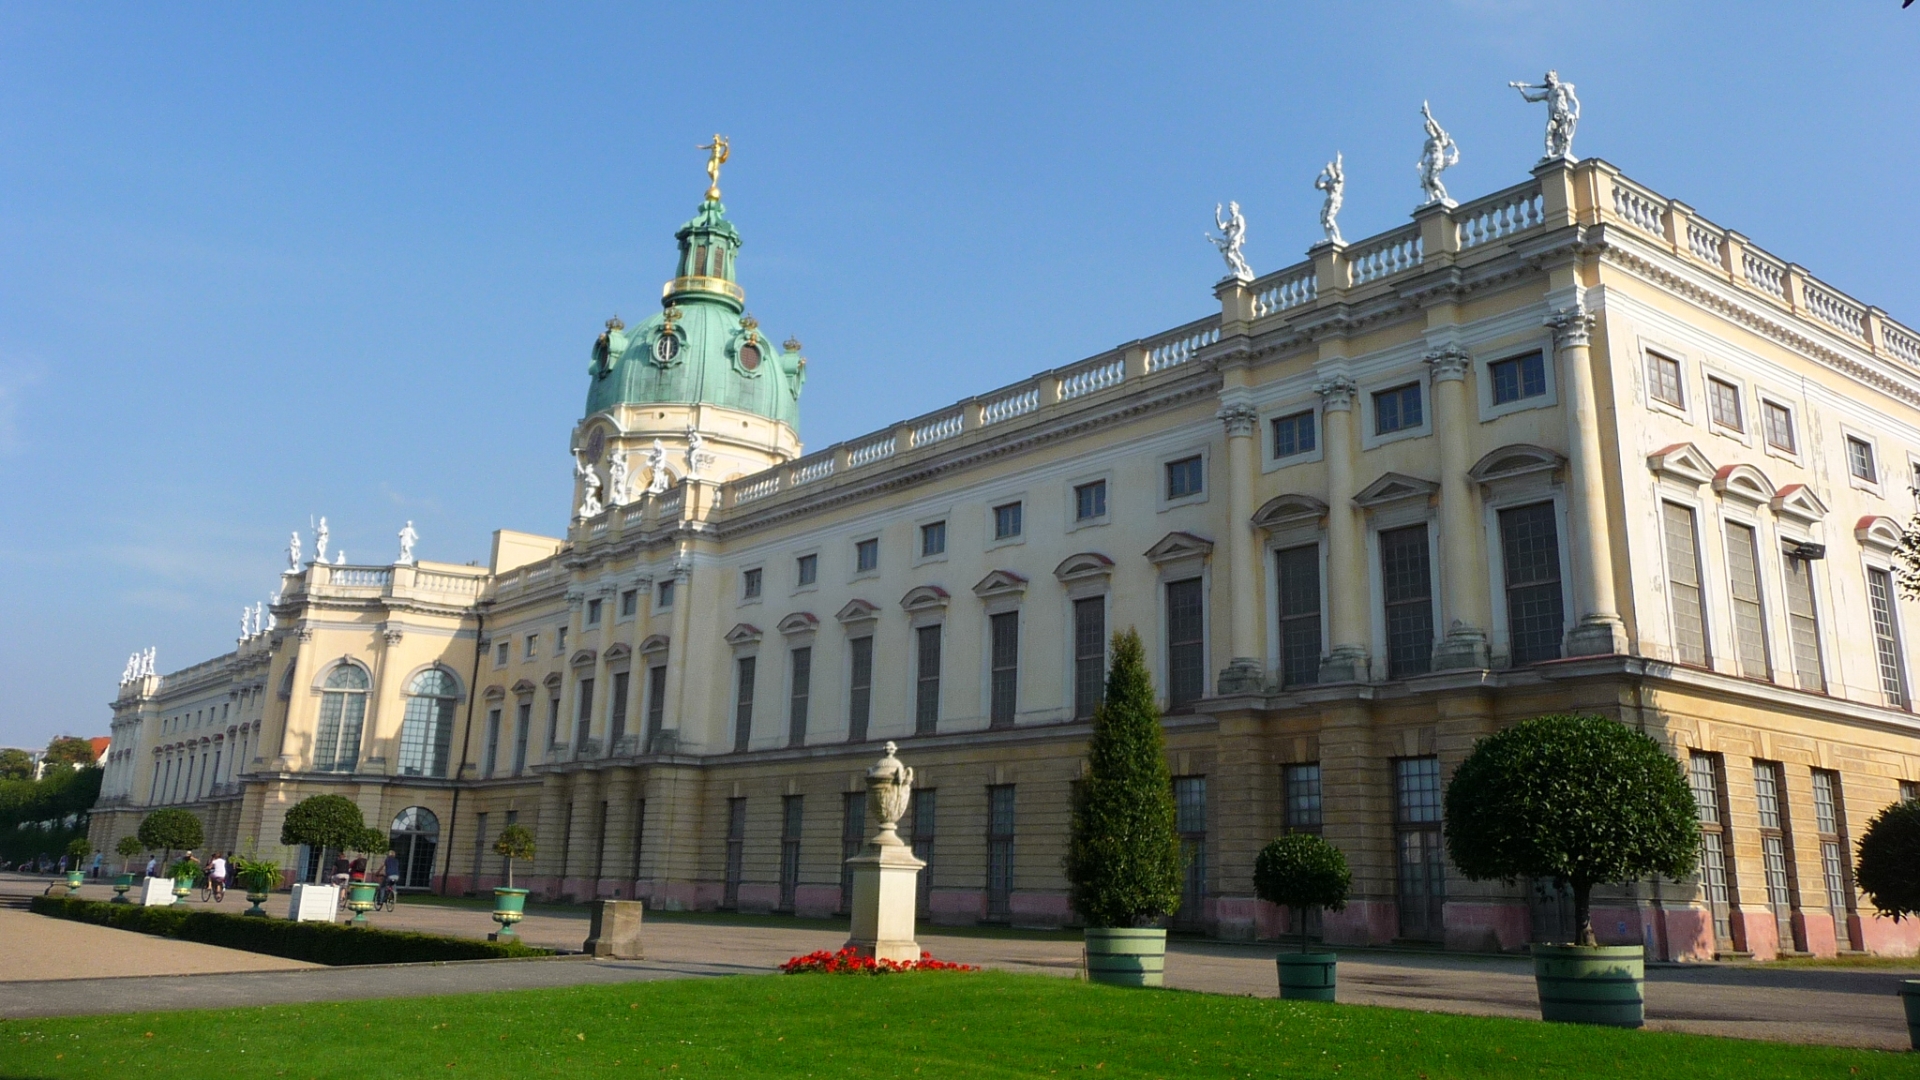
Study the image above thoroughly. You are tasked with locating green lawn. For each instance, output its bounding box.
[2,972,1914,1079]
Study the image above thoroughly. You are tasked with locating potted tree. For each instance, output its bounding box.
[1253,833,1350,1001]
[168,854,202,902]
[343,826,388,926]
[1064,629,1184,987]
[136,808,205,873]
[1854,794,1920,1049]
[1445,714,1698,1028]
[279,794,369,920]
[64,839,91,895]
[490,823,536,940]
[232,856,282,917]
[113,835,145,903]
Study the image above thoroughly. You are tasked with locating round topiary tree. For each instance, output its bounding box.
[1254,834,1351,952]
[279,795,368,882]
[137,808,205,866]
[1855,797,1920,922]
[116,834,145,873]
[66,838,91,864]
[1065,628,1183,928]
[493,823,536,889]
[1444,714,1699,946]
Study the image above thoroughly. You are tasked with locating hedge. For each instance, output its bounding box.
[30,896,551,965]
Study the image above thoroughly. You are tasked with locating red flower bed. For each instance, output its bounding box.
[779,946,978,974]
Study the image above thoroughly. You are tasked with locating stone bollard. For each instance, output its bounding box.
[583,899,645,959]
[843,741,926,963]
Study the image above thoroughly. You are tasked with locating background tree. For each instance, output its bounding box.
[42,737,95,771]
[1253,834,1351,952]
[116,834,145,872]
[492,823,535,889]
[137,808,205,866]
[1855,797,1920,922]
[0,749,33,781]
[1444,713,1698,947]
[278,795,367,882]
[1064,629,1183,928]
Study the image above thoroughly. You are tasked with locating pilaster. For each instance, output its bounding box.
[1550,304,1628,656]
[1425,344,1490,670]
[1216,400,1265,695]
[1316,375,1368,682]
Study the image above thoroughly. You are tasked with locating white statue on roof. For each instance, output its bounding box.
[1315,153,1345,245]
[1417,101,1459,206]
[646,439,671,494]
[1510,70,1580,161]
[287,531,302,573]
[314,517,330,564]
[1206,201,1252,282]
[576,451,603,518]
[607,451,631,507]
[397,520,418,565]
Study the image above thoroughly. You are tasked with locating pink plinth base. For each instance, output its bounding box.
[1732,910,1779,960]
[734,884,780,913]
[927,889,985,924]
[1657,906,1715,961]
[1794,911,1838,958]
[1860,913,1920,956]
[1007,891,1071,926]
[793,885,842,919]
[1441,902,1530,952]
[1321,900,1398,946]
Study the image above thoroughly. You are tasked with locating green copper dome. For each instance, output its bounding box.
[584,199,805,429]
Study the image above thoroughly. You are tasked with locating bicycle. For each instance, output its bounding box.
[377,878,398,912]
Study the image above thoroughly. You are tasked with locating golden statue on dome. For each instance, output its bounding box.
[697,134,730,200]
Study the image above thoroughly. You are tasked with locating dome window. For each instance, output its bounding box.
[739,341,761,371]
[653,329,683,366]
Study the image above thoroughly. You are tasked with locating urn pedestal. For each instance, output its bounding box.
[842,742,925,964]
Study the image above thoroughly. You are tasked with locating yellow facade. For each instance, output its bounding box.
[92,156,1920,960]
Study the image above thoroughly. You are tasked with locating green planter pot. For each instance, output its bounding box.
[172,878,194,902]
[1900,980,1920,1051]
[492,887,529,940]
[1532,944,1645,1028]
[345,882,379,926]
[111,873,134,904]
[243,891,270,918]
[64,870,84,895]
[1276,952,1338,1002]
[1084,928,1167,988]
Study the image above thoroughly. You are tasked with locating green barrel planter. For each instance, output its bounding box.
[64,870,84,895]
[243,890,270,917]
[1084,928,1167,988]
[1276,952,1338,1002]
[491,887,529,940]
[172,877,194,902]
[111,873,135,904]
[1901,980,1920,1051]
[345,882,379,926]
[1532,944,1645,1028]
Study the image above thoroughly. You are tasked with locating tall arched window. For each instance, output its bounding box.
[313,665,369,773]
[389,806,440,889]
[399,669,458,777]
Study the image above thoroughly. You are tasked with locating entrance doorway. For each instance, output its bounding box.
[389,806,440,889]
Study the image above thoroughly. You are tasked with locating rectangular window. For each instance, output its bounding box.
[1072,597,1106,720]
[1166,577,1206,709]
[914,626,942,734]
[796,553,818,587]
[1074,480,1107,521]
[556,625,569,652]
[743,567,762,600]
[1753,761,1800,951]
[1489,351,1547,405]
[620,589,637,617]
[608,671,630,749]
[494,641,509,667]
[644,665,667,752]
[1902,780,1920,803]
[1763,401,1797,453]
[1373,383,1423,435]
[993,502,1023,540]
[482,708,501,777]
[472,812,490,887]
[1284,763,1323,833]
[847,636,874,742]
[655,581,674,610]
[1500,503,1564,665]
[723,797,746,909]
[1276,544,1322,687]
[910,789,936,916]
[1848,436,1878,483]
[574,678,594,750]
[1690,753,1735,948]
[1724,523,1771,679]
[525,634,538,659]
[1811,768,1857,951]
[788,646,811,747]
[632,799,646,882]
[840,792,865,914]
[512,701,531,775]
[1165,455,1204,500]
[1647,352,1684,407]
[779,795,803,912]
[1271,409,1316,458]
[1380,524,1434,679]
[546,695,561,747]
[986,785,1015,920]
[1708,376,1744,431]
[586,598,602,626]
[1868,568,1907,708]
[1782,553,1825,692]
[1394,757,1445,941]
[989,612,1019,728]
[920,520,946,557]
[1663,503,1709,667]
[733,656,756,751]
[855,538,879,573]
[1174,776,1207,928]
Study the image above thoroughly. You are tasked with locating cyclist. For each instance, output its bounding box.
[380,849,402,909]
[207,852,228,903]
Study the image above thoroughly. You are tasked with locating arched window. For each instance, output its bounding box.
[313,665,369,773]
[388,806,440,890]
[398,669,458,778]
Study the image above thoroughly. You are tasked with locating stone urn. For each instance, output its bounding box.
[243,888,270,917]
[64,870,84,896]
[841,742,925,963]
[1532,944,1645,1027]
[172,876,194,902]
[344,881,379,925]
[491,887,529,940]
[111,873,135,904]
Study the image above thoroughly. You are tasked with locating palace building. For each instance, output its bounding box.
[89,134,1920,961]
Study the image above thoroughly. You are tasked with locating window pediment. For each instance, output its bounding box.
[569,648,598,668]
[1251,494,1328,531]
[1711,463,1775,506]
[900,585,951,613]
[777,612,819,636]
[1855,515,1905,553]
[1352,472,1439,509]
[1468,444,1565,485]
[602,642,632,663]
[724,622,763,646]
[1053,552,1115,585]
[638,634,671,656]
[483,684,507,701]
[1647,442,1715,486]
[835,599,881,625]
[972,570,1029,599]
[510,679,537,696]
[1144,531,1214,565]
[1770,484,1828,525]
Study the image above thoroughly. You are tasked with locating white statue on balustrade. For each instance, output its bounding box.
[286,531,301,574]
[684,427,710,478]
[141,647,155,678]
[397,520,418,565]
[335,550,346,565]
[645,439,672,494]
[253,602,266,635]
[240,607,252,638]
[575,452,603,518]
[1417,101,1459,206]
[1206,201,1252,282]
[1510,70,1579,161]
[1315,152,1345,245]
[607,451,631,507]
[120,654,137,684]
[313,517,330,565]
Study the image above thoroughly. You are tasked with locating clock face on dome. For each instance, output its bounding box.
[653,332,681,365]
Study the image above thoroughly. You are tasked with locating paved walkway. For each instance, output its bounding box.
[8,874,1916,1050]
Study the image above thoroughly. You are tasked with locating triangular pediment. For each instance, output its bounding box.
[510,679,538,696]
[1711,463,1775,506]
[1144,531,1215,565]
[1469,444,1565,484]
[835,599,881,624]
[569,648,598,668]
[1646,442,1715,485]
[602,642,632,663]
[1352,472,1439,509]
[777,611,820,636]
[1770,484,1829,525]
[1856,515,1905,553]
[1251,494,1328,531]
[900,585,951,613]
[1053,552,1115,584]
[972,570,1030,599]
[723,622,763,646]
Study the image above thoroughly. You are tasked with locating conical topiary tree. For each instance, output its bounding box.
[1065,628,1183,928]
[1444,714,1698,947]
[1856,797,1920,923]
[1254,834,1351,952]
[137,808,204,867]
[279,794,368,882]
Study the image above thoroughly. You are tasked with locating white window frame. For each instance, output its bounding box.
[1641,345,1691,422]
[851,536,881,581]
[1065,470,1113,533]
[1700,365,1753,447]
[914,512,951,567]
[1261,400,1325,472]
[1476,339,1559,421]
[739,565,764,607]
[1841,427,1884,497]
[1757,395,1802,464]
[793,549,822,593]
[1156,445,1212,512]
[1360,376,1433,450]
[524,634,539,660]
[986,493,1028,551]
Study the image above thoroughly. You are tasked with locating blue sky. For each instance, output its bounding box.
[2,2,1915,748]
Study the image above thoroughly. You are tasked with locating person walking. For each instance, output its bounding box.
[144,854,158,879]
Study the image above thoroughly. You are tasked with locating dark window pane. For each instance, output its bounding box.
[1284,763,1322,832]
[1166,578,1205,708]
[1276,544,1321,687]
[1271,410,1316,458]
[1073,598,1105,719]
[915,626,942,733]
[1166,456,1204,499]
[1374,384,1423,435]
[1380,524,1433,678]
[733,657,755,751]
[848,636,873,742]
[1074,481,1107,521]
[1499,503,1564,665]
[986,785,1015,919]
[989,612,1019,728]
[921,521,946,557]
[788,647,811,747]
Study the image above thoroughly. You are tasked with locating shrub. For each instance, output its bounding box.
[137,809,204,863]
[493,824,536,889]
[115,834,144,871]
[30,896,550,964]
[1444,714,1698,947]
[1064,629,1183,929]
[66,838,92,863]
[1253,834,1351,952]
[1855,798,1920,921]
[232,856,282,894]
[279,794,368,869]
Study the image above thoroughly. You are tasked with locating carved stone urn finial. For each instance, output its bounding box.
[866,740,915,848]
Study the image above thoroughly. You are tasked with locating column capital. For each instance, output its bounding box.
[1314,375,1358,411]
[1423,343,1472,381]
[1216,403,1259,437]
[1546,304,1593,350]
